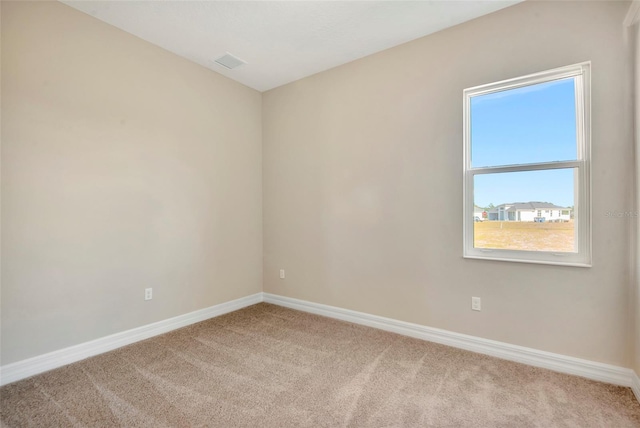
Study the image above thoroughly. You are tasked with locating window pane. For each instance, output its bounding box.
[473,169,575,252]
[470,78,577,167]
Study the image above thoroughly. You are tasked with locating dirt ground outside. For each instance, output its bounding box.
[474,220,575,252]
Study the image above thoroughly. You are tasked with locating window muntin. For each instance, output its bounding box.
[463,63,591,266]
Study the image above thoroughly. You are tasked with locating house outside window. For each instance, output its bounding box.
[463,62,591,266]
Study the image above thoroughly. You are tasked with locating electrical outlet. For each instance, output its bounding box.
[472,297,481,311]
[145,288,153,301]
[279,269,285,279]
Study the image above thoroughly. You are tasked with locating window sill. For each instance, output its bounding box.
[463,254,592,268]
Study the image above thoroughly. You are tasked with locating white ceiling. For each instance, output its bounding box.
[62,1,522,92]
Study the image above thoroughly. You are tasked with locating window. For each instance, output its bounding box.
[463,62,591,266]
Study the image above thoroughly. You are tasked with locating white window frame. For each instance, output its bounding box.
[463,62,591,267]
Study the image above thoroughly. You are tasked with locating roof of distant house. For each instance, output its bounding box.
[488,202,569,212]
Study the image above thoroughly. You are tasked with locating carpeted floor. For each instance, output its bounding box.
[1,303,639,427]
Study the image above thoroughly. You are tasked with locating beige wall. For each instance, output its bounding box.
[634,12,640,374]
[1,1,262,365]
[263,1,634,366]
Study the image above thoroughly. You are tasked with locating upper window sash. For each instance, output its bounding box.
[464,63,589,171]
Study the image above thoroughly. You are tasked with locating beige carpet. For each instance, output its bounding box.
[1,303,639,427]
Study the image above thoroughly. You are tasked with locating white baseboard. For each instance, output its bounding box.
[0,293,263,386]
[263,293,638,391]
[632,371,640,403]
[3,291,638,405]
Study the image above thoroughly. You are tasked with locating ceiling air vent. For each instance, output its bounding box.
[214,53,246,70]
